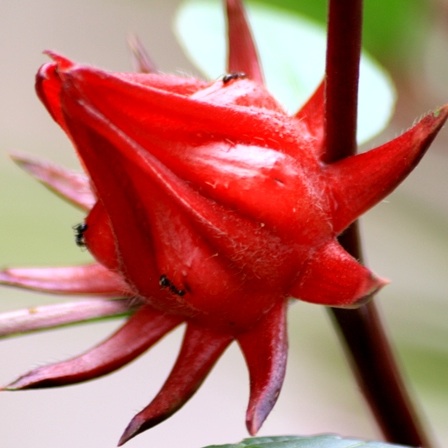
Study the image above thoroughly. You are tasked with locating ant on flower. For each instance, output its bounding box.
[73,223,88,248]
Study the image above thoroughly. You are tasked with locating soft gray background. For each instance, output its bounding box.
[1,0,447,447]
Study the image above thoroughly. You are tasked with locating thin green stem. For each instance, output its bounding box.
[324,0,430,446]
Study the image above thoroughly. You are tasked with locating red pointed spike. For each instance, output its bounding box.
[0,264,128,296]
[5,307,181,389]
[294,80,325,153]
[118,324,232,446]
[328,106,448,233]
[43,50,74,69]
[289,240,387,307]
[237,300,288,434]
[10,152,95,210]
[225,0,263,84]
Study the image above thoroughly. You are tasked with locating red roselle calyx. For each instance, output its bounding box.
[1,0,447,444]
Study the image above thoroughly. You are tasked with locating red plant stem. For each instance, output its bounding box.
[324,0,431,446]
[323,0,362,163]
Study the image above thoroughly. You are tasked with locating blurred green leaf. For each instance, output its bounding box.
[175,0,395,144]
[202,435,412,448]
[253,0,429,67]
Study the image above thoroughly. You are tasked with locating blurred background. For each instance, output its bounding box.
[0,0,447,447]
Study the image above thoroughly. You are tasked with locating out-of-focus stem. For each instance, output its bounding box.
[324,0,430,446]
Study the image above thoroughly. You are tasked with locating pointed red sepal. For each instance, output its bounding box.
[294,80,325,153]
[5,307,181,389]
[328,106,448,233]
[127,34,157,74]
[0,264,128,296]
[237,300,288,434]
[118,324,232,446]
[10,152,95,210]
[35,52,74,131]
[289,240,387,307]
[225,0,263,84]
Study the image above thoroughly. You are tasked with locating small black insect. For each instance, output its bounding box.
[222,72,247,84]
[73,223,88,247]
[159,274,186,297]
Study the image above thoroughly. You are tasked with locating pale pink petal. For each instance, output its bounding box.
[0,264,129,296]
[0,298,131,338]
[11,152,95,210]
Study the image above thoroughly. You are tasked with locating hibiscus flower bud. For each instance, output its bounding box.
[1,0,447,444]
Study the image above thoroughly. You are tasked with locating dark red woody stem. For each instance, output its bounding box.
[323,0,362,163]
[324,0,430,446]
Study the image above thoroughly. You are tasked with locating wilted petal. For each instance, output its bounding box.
[225,0,263,84]
[237,300,288,434]
[0,264,128,296]
[11,152,95,210]
[328,106,448,233]
[118,323,232,445]
[289,240,386,307]
[5,306,181,389]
